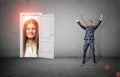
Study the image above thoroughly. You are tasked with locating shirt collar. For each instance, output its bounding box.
[26,42,37,48]
[87,26,92,28]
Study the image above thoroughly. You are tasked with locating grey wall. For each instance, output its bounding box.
[0,0,120,57]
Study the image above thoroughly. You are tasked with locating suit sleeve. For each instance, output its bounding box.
[94,20,102,30]
[77,21,86,30]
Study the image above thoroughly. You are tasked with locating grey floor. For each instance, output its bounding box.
[0,57,120,77]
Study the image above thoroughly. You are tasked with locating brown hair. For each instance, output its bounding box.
[88,20,93,23]
[23,19,39,57]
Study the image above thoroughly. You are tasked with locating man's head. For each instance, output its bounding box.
[87,20,93,26]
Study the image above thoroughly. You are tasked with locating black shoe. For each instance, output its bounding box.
[82,60,85,64]
[93,60,96,64]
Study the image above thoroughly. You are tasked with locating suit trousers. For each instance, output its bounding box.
[83,40,96,63]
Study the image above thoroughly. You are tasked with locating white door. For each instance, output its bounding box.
[20,13,54,59]
[40,14,54,59]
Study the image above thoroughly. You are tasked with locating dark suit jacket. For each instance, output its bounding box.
[77,20,102,40]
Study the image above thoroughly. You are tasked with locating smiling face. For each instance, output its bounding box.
[26,23,36,39]
[23,19,39,57]
[87,20,93,26]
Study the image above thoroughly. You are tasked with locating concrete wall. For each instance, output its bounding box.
[0,0,120,57]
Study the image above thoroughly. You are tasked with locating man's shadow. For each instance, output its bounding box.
[80,11,111,63]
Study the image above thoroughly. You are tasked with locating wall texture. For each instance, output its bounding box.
[0,0,120,57]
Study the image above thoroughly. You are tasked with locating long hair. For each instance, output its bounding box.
[23,19,39,57]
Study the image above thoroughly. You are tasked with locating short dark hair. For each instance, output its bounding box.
[88,20,93,23]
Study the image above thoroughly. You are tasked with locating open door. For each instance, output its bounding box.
[40,14,54,59]
[20,13,54,59]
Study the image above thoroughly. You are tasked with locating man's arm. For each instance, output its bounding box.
[94,14,103,30]
[75,16,86,30]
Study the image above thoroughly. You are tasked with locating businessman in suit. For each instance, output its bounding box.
[75,14,103,64]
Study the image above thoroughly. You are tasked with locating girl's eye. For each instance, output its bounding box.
[32,28,36,30]
[27,28,30,30]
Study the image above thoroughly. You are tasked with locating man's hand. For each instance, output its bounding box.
[100,13,103,20]
[75,16,79,22]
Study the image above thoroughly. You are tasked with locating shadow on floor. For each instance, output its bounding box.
[0,57,120,77]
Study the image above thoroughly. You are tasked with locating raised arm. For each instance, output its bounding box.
[94,13,103,30]
[75,16,86,30]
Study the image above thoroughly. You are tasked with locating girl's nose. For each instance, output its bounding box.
[30,29,33,32]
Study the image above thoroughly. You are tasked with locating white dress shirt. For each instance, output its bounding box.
[24,43,38,57]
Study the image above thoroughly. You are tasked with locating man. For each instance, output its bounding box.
[75,14,103,64]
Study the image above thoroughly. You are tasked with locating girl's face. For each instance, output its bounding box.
[26,23,36,39]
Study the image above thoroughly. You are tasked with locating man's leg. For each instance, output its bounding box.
[90,40,96,63]
[82,40,89,64]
